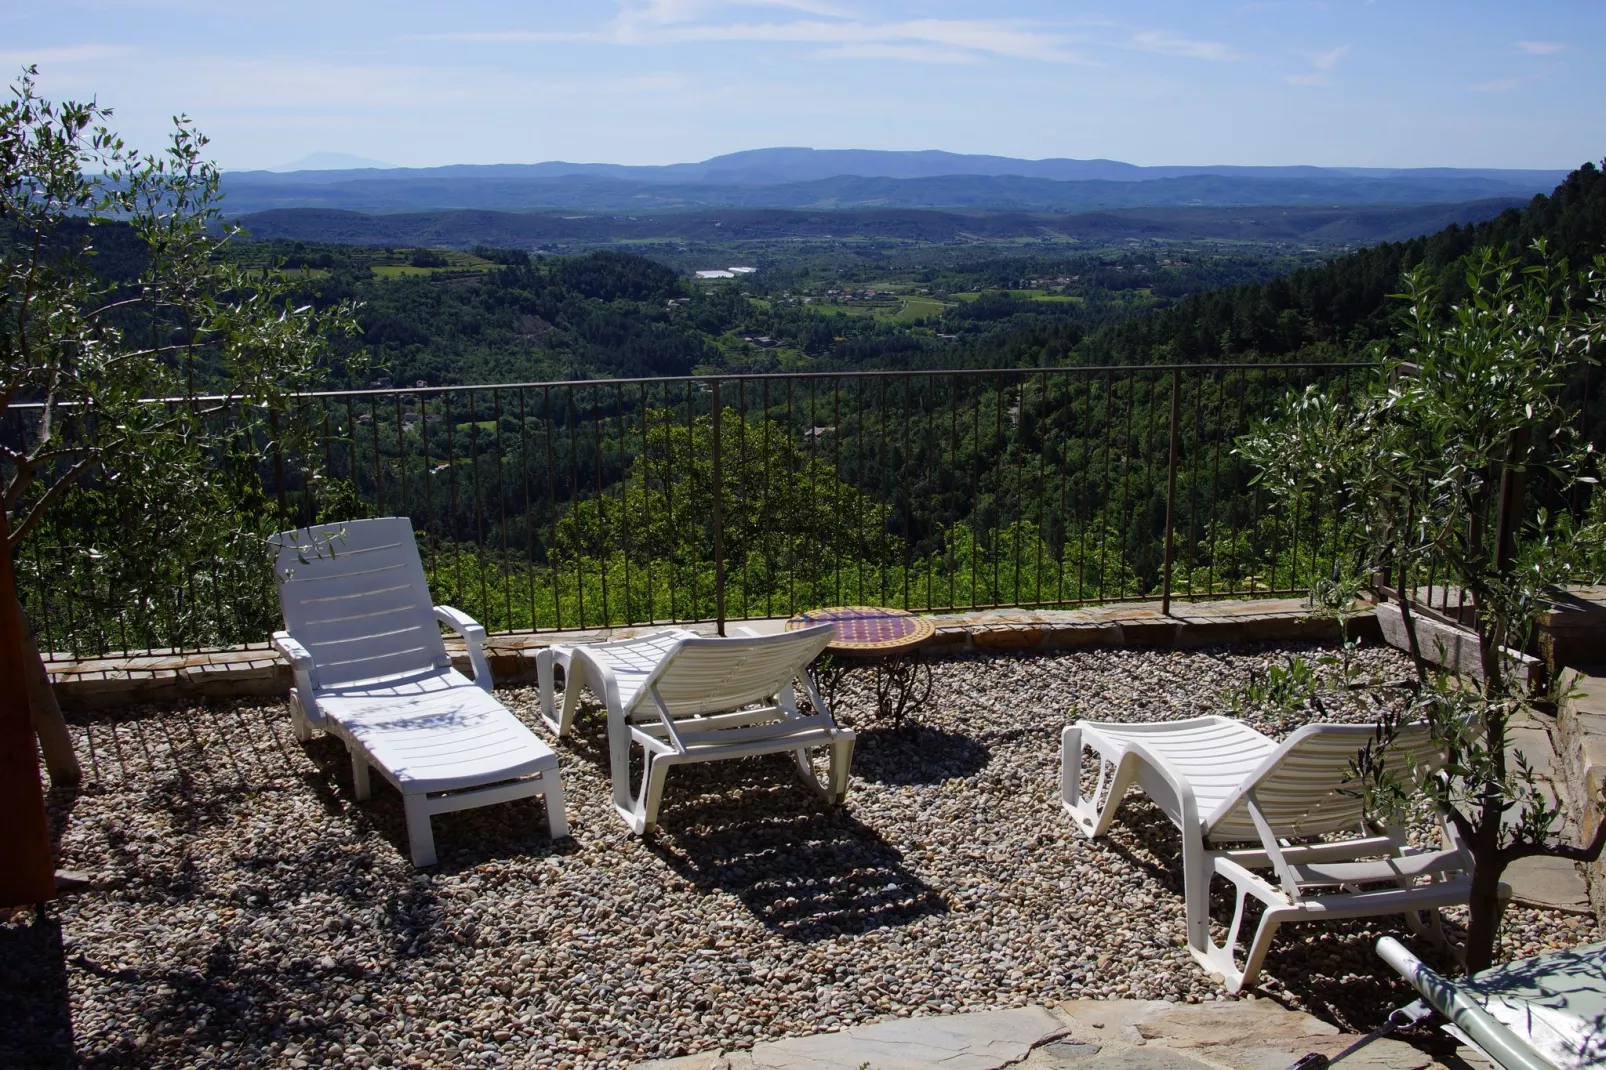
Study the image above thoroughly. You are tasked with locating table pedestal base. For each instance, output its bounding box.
[812,650,933,730]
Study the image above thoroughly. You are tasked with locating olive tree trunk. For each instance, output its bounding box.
[14,597,80,788]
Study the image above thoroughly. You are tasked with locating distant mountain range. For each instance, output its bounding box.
[265,152,398,173]
[236,200,1528,249]
[234,146,1568,187]
[220,147,1568,217]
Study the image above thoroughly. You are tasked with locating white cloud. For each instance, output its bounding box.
[810,43,981,64]
[0,44,132,67]
[621,0,859,24]
[1130,30,1244,62]
[1311,45,1348,70]
[1514,41,1564,55]
[417,4,1090,65]
[1468,76,1531,93]
[1285,44,1346,86]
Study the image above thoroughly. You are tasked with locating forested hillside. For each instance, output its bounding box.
[1072,161,1606,365]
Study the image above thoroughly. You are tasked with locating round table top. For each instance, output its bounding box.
[785,605,936,654]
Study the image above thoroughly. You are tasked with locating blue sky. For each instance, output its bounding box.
[5,1,1603,171]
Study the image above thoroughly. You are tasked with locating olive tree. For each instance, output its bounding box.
[2,68,355,784]
[1239,243,1606,971]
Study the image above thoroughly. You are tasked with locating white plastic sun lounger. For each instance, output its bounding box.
[270,517,568,866]
[1063,714,1474,992]
[536,625,853,834]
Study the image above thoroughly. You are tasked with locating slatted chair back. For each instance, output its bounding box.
[1205,721,1438,842]
[630,624,836,720]
[269,518,449,689]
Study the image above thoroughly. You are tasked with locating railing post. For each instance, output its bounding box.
[710,379,726,636]
[1160,367,1182,616]
[268,404,288,524]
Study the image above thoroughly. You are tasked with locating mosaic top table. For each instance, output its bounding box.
[785,606,936,728]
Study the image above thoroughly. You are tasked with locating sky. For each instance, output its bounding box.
[4,0,1604,172]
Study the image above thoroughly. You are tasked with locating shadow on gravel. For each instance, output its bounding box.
[296,733,577,870]
[0,911,74,1069]
[649,803,949,942]
[850,722,989,785]
[1095,794,1474,1033]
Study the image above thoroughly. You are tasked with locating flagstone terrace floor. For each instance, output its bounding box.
[6,642,1598,1069]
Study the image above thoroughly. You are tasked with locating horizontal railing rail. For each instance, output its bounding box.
[7,361,1392,657]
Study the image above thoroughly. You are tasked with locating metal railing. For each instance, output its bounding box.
[9,362,1374,657]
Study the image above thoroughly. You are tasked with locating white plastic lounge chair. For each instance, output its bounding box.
[536,625,853,834]
[1379,935,1606,1070]
[1062,714,1474,992]
[269,517,568,866]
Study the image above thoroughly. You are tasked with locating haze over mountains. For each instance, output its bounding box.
[222,146,1565,217]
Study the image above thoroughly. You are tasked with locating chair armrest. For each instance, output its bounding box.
[272,631,323,727]
[271,631,314,670]
[434,605,493,691]
[433,604,486,638]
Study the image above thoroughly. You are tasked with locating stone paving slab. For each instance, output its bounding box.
[1036,1000,1438,1070]
[632,1000,1447,1070]
[635,1006,1065,1070]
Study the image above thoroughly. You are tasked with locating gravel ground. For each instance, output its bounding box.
[5,642,1597,1069]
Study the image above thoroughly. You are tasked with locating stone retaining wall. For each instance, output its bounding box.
[46,597,1374,711]
[1557,666,1606,925]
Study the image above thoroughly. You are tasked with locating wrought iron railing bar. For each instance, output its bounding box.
[543,386,561,628]
[834,380,843,607]
[1231,368,1250,595]
[445,392,463,607]
[9,362,1378,411]
[1098,369,1114,603]
[963,379,976,604]
[1188,367,1204,599]
[493,389,513,632]
[520,388,536,631]
[566,384,585,629]
[736,377,748,619]
[395,393,407,523]
[686,379,698,624]
[468,390,489,618]
[632,379,645,620]
[615,382,633,629]
[904,373,914,612]
[591,383,610,627]
[28,359,1452,653]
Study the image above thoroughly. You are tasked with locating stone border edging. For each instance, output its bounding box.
[45,597,1376,712]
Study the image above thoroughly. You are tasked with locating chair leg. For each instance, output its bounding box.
[558,658,586,739]
[638,755,672,835]
[829,731,855,803]
[1230,905,1289,994]
[1061,725,1081,809]
[536,649,558,735]
[1062,732,1137,840]
[351,752,371,801]
[543,774,570,839]
[1188,864,1290,994]
[404,796,437,867]
[289,689,314,742]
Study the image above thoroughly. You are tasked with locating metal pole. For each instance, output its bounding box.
[1160,367,1182,616]
[711,379,726,636]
